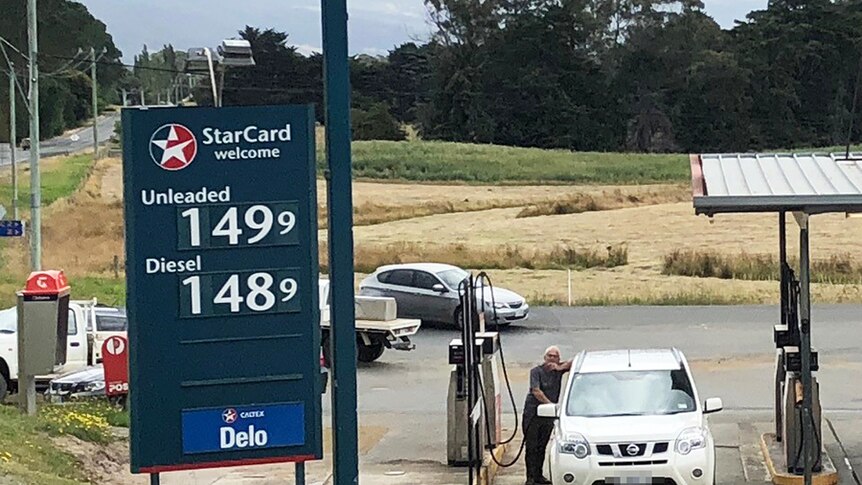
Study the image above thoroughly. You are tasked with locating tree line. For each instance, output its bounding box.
[214,0,862,152]
[0,0,125,144]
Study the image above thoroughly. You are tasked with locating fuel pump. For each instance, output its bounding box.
[446,271,533,484]
[447,337,486,466]
[775,264,823,474]
[446,275,486,485]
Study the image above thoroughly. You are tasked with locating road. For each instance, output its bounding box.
[0,112,119,166]
[348,305,862,416]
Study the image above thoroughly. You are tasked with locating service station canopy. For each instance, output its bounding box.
[690,153,862,216]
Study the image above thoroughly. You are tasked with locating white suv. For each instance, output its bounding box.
[538,348,722,485]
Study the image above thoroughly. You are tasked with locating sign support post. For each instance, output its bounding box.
[322,2,359,485]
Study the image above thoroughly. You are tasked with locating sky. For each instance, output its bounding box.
[77,0,768,62]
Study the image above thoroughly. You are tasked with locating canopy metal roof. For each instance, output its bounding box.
[690,152,862,215]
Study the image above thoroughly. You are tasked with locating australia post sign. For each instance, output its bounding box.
[123,105,322,473]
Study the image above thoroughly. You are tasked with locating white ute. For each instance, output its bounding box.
[319,279,420,364]
[540,348,723,485]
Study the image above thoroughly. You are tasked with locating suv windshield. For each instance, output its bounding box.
[436,268,469,289]
[566,368,696,417]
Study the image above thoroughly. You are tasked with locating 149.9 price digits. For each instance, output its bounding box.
[178,202,299,249]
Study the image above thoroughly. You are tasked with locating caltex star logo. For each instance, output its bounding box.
[149,123,197,170]
[222,408,238,424]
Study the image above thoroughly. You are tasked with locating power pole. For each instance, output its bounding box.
[121,88,127,107]
[91,47,98,159]
[28,0,41,272]
[9,62,17,219]
[140,89,145,107]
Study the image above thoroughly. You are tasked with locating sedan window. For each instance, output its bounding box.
[437,268,470,289]
[414,271,442,290]
[377,271,393,284]
[385,270,414,287]
[566,368,695,417]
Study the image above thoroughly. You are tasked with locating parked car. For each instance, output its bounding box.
[358,263,529,328]
[19,137,30,150]
[539,348,722,485]
[45,366,106,403]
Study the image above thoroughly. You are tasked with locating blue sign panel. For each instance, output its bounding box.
[182,403,305,454]
[123,105,321,473]
[0,220,24,237]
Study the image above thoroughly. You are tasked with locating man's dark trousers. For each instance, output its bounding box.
[524,416,555,482]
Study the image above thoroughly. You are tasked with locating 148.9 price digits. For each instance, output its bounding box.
[180,271,300,317]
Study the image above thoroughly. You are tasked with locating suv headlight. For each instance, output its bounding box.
[675,427,707,455]
[85,381,105,392]
[559,432,591,459]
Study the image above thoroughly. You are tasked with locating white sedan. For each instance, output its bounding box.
[539,348,722,485]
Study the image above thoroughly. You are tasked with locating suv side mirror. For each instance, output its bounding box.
[537,403,558,418]
[432,283,447,293]
[704,397,723,414]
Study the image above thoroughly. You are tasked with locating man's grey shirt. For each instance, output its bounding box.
[522,364,564,427]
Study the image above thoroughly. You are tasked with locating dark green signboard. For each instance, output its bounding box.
[123,105,322,473]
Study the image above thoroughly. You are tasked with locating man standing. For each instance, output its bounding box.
[523,346,572,485]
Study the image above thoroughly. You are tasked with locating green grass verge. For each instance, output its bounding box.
[0,154,94,211]
[0,405,89,484]
[38,400,128,444]
[319,140,689,184]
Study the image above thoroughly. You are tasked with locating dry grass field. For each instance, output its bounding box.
[3,154,862,306]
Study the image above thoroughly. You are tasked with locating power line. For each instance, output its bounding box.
[42,49,89,78]
[0,43,29,112]
[43,53,184,74]
[0,36,28,61]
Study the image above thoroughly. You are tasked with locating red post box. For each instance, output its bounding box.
[102,335,129,397]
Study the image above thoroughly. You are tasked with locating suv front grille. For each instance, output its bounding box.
[595,442,670,457]
[618,443,647,457]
